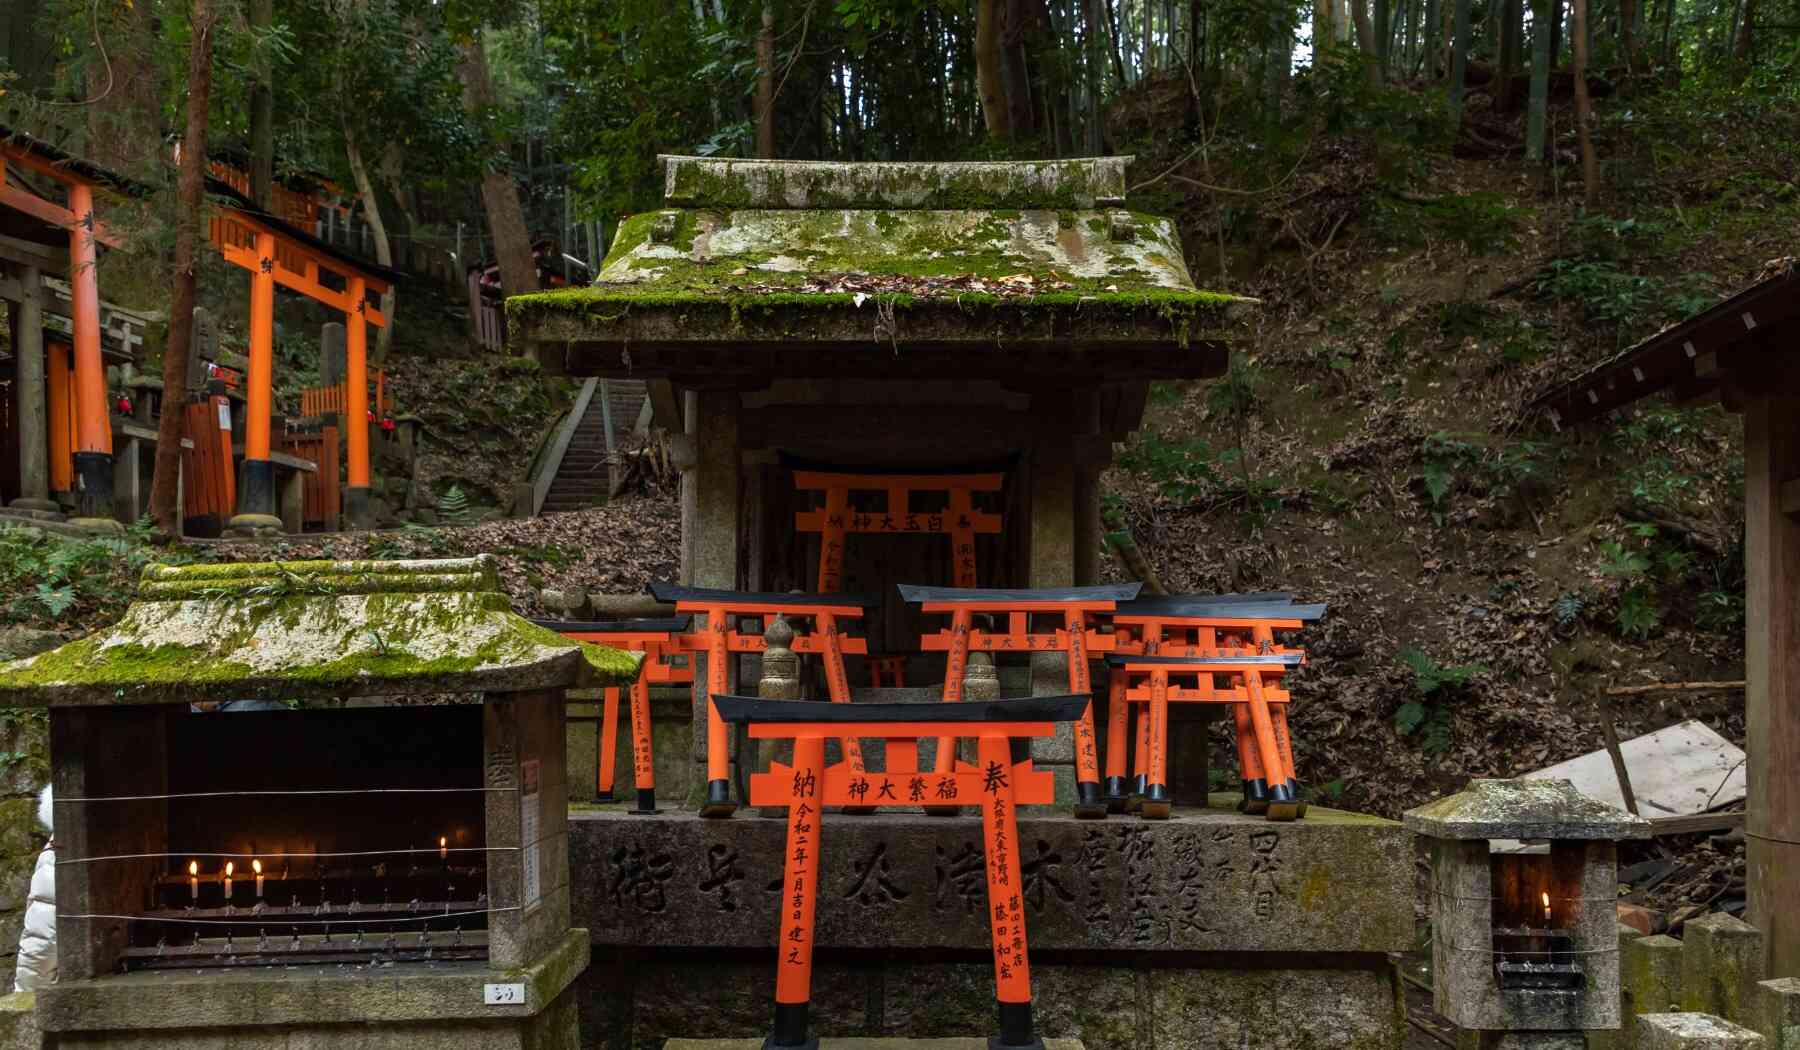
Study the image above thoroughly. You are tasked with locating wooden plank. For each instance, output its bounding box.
[1511,719,1746,820]
[1648,811,1744,836]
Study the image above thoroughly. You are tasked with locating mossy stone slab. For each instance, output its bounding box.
[0,555,641,707]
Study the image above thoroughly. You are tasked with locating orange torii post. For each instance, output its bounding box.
[1104,594,1323,814]
[204,181,393,532]
[902,583,1140,820]
[0,137,126,523]
[716,692,1088,1050]
[1106,653,1307,821]
[649,583,876,818]
[534,616,694,813]
[792,469,1004,590]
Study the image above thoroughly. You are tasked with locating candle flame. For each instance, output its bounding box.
[439,836,447,848]
[225,861,234,877]
[252,859,262,875]
[188,860,198,877]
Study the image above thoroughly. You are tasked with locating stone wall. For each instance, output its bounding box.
[1607,913,1800,1050]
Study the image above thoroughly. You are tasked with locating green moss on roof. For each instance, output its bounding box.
[0,555,640,707]
[661,155,1130,210]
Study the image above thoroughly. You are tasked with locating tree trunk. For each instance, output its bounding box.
[1422,0,1441,77]
[1352,0,1383,87]
[1450,0,1471,116]
[1087,0,1107,150]
[1501,0,1524,87]
[149,0,217,537]
[1733,0,1754,64]
[977,0,1011,137]
[1375,0,1391,75]
[1527,0,1552,159]
[249,0,274,207]
[756,2,776,157]
[1618,0,1638,68]
[457,37,538,302]
[1004,0,1035,138]
[1550,0,1563,64]
[1104,0,1128,83]
[344,128,396,363]
[1571,0,1600,203]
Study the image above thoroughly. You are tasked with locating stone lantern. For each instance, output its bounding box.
[1405,779,1650,1042]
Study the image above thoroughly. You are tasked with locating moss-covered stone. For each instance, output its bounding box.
[0,554,641,707]
[662,155,1129,210]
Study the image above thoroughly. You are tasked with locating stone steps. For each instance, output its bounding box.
[540,380,647,513]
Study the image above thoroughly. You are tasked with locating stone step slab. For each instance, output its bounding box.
[1639,1013,1766,1050]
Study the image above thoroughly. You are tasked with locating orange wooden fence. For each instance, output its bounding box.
[299,370,387,419]
[180,397,236,535]
[279,425,341,530]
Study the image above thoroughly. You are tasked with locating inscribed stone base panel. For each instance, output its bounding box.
[581,951,1401,1050]
[572,800,1410,954]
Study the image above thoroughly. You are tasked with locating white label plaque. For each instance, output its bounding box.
[483,983,526,1006]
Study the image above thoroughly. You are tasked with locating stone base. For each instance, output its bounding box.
[225,512,284,538]
[66,516,124,534]
[664,1040,1087,1049]
[584,953,1402,1050]
[0,992,37,1050]
[40,929,588,1050]
[2,501,63,521]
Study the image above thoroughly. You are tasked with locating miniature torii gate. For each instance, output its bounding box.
[715,683,1088,1050]
[902,583,1140,819]
[793,468,1004,590]
[648,582,876,817]
[1104,594,1323,814]
[203,180,395,532]
[0,131,129,525]
[534,616,693,813]
[1107,652,1305,821]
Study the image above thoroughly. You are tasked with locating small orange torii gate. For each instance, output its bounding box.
[715,692,1088,1050]
[792,468,1004,590]
[1107,653,1305,822]
[1104,594,1324,816]
[648,582,877,817]
[202,179,396,532]
[901,583,1140,820]
[534,616,695,813]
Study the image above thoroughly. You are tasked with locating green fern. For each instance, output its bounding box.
[437,485,472,526]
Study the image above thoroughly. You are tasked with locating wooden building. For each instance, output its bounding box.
[1529,256,1800,978]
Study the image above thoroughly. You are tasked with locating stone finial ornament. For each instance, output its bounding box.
[759,615,800,701]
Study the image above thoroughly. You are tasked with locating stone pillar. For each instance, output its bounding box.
[279,469,304,534]
[1684,912,1766,1022]
[319,322,346,388]
[1755,977,1800,1050]
[685,389,741,800]
[1073,442,1104,588]
[111,437,139,524]
[9,267,60,518]
[1626,933,1688,1018]
[1028,395,1077,803]
[1638,1013,1767,1050]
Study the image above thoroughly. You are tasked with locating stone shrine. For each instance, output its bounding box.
[510,157,1415,1048]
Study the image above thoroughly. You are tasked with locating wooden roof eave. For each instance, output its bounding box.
[1531,265,1800,428]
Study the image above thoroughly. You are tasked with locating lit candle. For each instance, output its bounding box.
[439,836,449,862]
[224,861,234,900]
[1542,890,1552,925]
[253,859,264,899]
[189,860,199,901]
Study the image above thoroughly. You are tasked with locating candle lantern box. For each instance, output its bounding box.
[0,556,640,1050]
[1405,778,1650,1033]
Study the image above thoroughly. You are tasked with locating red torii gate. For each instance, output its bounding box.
[202,179,396,531]
[0,130,129,524]
[715,692,1088,1050]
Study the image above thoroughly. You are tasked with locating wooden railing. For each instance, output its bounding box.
[299,370,388,420]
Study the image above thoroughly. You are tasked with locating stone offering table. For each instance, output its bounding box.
[571,796,1412,1049]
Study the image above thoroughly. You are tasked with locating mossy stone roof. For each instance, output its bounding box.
[508,156,1250,376]
[0,555,641,707]
[1403,778,1651,841]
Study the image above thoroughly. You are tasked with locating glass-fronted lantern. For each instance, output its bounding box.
[1404,779,1650,1034]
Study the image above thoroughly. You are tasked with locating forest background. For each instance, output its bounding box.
[0,0,1796,841]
